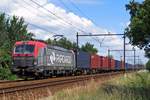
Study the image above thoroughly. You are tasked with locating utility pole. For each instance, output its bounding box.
[108,49,110,57]
[133,47,136,71]
[138,56,139,69]
[76,33,125,70]
[76,32,79,68]
[108,49,110,70]
[123,34,126,72]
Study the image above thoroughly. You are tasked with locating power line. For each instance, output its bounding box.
[30,0,103,44]
[68,0,110,46]
[68,0,91,19]
[21,0,69,28]
[5,13,57,35]
[59,0,73,12]
[58,0,101,43]
[11,0,100,43]
[18,0,85,40]
[20,0,78,36]
[30,0,87,34]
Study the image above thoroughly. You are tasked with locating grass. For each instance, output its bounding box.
[50,70,150,100]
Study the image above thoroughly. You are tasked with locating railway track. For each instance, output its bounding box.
[0,72,123,93]
[0,79,30,84]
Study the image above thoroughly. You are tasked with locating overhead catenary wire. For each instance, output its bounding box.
[5,13,58,36]
[20,0,94,41]
[30,0,103,44]
[30,0,87,34]
[20,0,69,29]
[68,0,106,44]
[15,0,84,42]
[59,0,73,12]
[57,0,101,43]
[7,0,92,42]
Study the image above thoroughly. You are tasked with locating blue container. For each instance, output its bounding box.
[115,60,120,70]
[129,64,133,70]
[77,51,90,69]
[125,63,129,70]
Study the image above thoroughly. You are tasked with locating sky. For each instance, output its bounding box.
[0,0,147,64]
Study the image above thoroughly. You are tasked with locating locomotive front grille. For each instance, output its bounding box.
[13,57,34,67]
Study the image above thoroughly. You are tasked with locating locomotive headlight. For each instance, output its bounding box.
[33,59,38,65]
[34,61,37,65]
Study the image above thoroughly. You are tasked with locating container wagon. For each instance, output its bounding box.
[77,51,91,74]
[103,57,109,71]
[115,60,121,71]
[121,60,125,70]
[91,54,100,73]
[99,56,104,71]
[111,58,115,71]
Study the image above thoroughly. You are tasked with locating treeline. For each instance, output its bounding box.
[125,0,150,71]
[0,13,98,79]
[46,38,98,54]
[0,13,33,68]
[0,13,33,80]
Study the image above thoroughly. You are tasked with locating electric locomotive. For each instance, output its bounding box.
[11,40,75,77]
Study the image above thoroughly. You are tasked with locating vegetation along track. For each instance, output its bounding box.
[0,72,124,94]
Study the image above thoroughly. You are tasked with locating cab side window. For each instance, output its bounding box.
[38,47,47,65]
[44,48,46,56]
[38,48,41,57]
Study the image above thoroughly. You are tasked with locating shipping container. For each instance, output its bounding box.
[99,56,104,70]
[115,60,121,70]
[91,54,100,69]
[103,57,107,70]
[77,51,90,69]
[121,60,125,70]
[125,63,129,70]
[103,57,110,70]
[107,57,112,70]
[111,58,115,70]
[128,64,134,70]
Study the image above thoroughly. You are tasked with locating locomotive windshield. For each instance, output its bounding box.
[14,44,35,54]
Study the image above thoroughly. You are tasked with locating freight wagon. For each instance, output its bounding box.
[110,58,115,71]
[99,56,104,70]
[91,54,100,73]
[77,51,91,74]
[115,60,121,71]
[121,60,125,70]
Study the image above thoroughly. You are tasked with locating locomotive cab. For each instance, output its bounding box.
[12,41,47,76]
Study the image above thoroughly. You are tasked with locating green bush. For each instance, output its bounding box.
[146,60,150,72]
[0,65,17,80]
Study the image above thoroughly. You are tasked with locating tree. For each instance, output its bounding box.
[0,13,32,67]
[146,60,150,71]
[125,0,150,58]
[46,37,77,50]
[46,38,98,54]
[81,42,98,54]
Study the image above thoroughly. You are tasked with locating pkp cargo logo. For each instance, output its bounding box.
[47,51,72,65]
[46,52,56,65]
